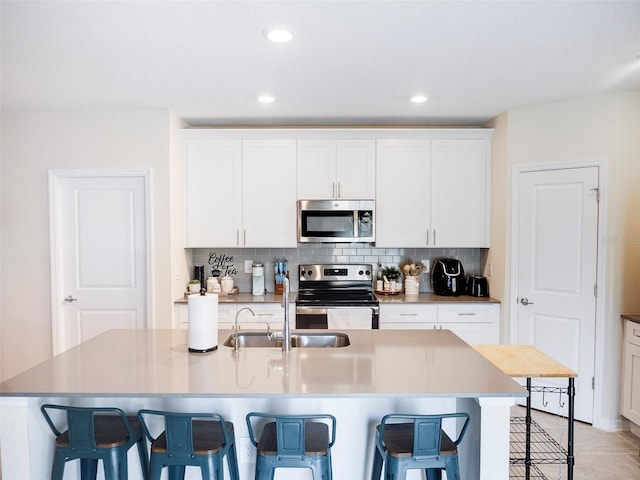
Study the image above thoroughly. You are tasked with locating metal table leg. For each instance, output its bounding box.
[567,377,575,480]
[526,377,532,479]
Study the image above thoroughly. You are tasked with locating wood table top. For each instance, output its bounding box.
[473,344,576,378]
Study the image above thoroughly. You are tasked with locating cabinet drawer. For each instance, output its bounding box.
[437,304,499,324]
[626,320,640,348]
[379,304,437,326]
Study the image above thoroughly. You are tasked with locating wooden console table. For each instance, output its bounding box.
[474,345,576,480]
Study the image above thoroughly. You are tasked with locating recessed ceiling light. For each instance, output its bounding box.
[264,29,293,43]
[410,95,428,104]
[257,95,275,104]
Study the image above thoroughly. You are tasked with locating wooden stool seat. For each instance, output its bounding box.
[377,423,458,458]
[257,421,330,456]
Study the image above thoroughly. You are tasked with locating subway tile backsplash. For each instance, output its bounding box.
[188,244,481,294]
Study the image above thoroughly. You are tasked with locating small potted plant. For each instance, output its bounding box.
[188,279,201,294]
[381,266,402,291]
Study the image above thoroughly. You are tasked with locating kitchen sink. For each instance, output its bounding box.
[223,331,350,349]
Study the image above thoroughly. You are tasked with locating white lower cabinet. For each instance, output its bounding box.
[378,304,438,330]
[622,319,640,426]
[175,302,294,331]
[379,303,499,344]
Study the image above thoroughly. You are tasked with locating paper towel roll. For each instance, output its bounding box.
[188,293,218,352]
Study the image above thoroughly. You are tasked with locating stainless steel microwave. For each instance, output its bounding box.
[297,200,375,243]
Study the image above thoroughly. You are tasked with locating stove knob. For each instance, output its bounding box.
[307,270,313,276]
[358,270,364,276]
[301,270,306,276]
[365,270,371,276]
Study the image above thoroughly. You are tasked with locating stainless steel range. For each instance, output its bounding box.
[295,264,379,329]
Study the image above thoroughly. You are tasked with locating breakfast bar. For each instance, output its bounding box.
[0,328,525,479]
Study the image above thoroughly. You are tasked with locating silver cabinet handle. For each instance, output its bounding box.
[332,181,336,198]
[236,229,240,246]
[520,297,534,306]
[337,182,341,198]
[243,229,246,246]
[426,229,430,245]
[433,229,437,246]
[64,295,78,303]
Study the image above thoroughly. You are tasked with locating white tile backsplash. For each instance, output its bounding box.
[188,244,482,294]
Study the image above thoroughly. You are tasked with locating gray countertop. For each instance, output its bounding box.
[175,292,500,305]
[0,328,524,399]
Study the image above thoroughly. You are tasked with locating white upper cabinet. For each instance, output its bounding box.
[183,133,296,248]
[297,139,375,199]
[242,139,297,247]
[376,139,432,247]
[184,137,243,247]
[376,134,491,248]
[431,139,490,247]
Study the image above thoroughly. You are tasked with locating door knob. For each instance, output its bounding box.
[520,297,534,306]
[64,295,78,303]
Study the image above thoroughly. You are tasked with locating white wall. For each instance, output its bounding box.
[491,91,640,428]
[0,109,177,381]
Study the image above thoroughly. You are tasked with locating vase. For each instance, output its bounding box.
[404,276,419,295]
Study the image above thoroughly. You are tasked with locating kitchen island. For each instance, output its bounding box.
[0,328,525,479]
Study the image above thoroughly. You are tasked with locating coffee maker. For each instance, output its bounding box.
[252,263,265,296]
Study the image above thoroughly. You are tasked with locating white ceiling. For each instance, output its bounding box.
[2,1,640,126]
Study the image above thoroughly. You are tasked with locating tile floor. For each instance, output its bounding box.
[511,406,640,479]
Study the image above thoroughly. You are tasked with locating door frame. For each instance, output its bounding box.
[509,158,609,428]
[48,169,153,355]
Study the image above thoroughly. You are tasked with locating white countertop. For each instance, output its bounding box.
[0,329,524,398]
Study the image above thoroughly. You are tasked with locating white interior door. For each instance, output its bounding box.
[49,171,150,354]
[515,167,599,423]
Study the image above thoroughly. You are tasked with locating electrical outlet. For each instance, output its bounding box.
[245,260,254,274]
[421,260,430,273]
[239,437,256,462]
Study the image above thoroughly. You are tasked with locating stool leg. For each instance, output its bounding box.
[51,452,66,480]
[255,456,276,480]
[426,468,442,480]
[168,465,186,480]
[149,455,164,480]
[103,449,121,480]
[444,456,460,480]
[226,439,240,480]
[371,447,383,480]
[79,458,97,480]
[136,437,150,480]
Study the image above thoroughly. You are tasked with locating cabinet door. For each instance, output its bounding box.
[297,139,336,199]
[379,304,438,329]
[376,139,431,247]
[336,139,376,199]
[622,321,640,425]
[242,139,297,247]
[184,138,242,247]
[431,139,490,247]
[437,304,499,344]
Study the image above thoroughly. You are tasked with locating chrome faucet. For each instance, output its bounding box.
[234,307,255,352]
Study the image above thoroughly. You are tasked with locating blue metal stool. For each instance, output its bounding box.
[40,404,149,480]
[137,409,239,480]
[371,413,470,480]
[246,412,336,480]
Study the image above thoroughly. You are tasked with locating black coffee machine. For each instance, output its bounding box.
[431,258,466,296]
